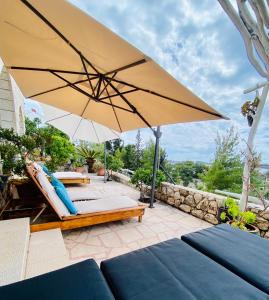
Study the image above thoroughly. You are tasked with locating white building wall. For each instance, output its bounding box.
[0,60,25,135]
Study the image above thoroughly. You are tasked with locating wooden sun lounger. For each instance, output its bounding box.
[55,177,90,185]
[26,164,146,232]
[51,171,90,185]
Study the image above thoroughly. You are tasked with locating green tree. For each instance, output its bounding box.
[0,118,76,174]
[105,139,123,155]
[44,135,75,171]
[201,127,243,193]
[135,129,143,168]
[141,140,166,169]
[121,144,137,170]
[174,161,207,186]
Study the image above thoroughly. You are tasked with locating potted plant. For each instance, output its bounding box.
[93,160,105,176]
[105,152,124,180]
[73,160,85,173]
[131,167,165,203]
[76,146,98,173]
[220,198,259,234]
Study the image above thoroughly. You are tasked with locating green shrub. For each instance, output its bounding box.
[220,197,256,231]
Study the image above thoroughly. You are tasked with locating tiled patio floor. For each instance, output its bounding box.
[63,175,212,264]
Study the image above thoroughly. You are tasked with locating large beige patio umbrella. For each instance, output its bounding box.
[0,0,226,207]
[0,0,225,134]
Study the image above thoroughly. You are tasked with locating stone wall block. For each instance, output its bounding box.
[260,212,269,220]
[191,209,205,219]
[174,191,180,200]
[180,189,188,197]
[184,195,195,207]
[204,213,218,225]
[179,204,192,213]
[196,199,208,211]
[194,193,202,204]
[175,199,181,208]
[167,188,174,197]
[257,221,269,231]
[207,201,218,215]
[167,197,175,206]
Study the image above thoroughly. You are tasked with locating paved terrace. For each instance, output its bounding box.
[63,175,212,264]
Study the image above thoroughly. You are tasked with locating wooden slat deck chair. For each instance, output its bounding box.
[26,163,146,232]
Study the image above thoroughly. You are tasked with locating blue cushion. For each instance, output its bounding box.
[0,259,115,300]
[50,174,65,189]
[101,238,269,300]
[55,186,77,215]
[182,224,269,294]
[40,164,52,176]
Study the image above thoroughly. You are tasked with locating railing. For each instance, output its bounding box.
[215,189,269,206]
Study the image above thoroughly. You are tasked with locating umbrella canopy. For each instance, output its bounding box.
[41,102,120,143]
[0,0,225,133]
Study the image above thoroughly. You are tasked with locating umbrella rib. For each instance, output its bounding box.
[51,71,98,100]
[104,84,122,132]
[99,88,138,101]
[48,71,134,113]
[46,113,72,122]
[80,55,96,97]
[95,77,103,99]
[106,77,223,119]
[20,0,100,75]
[72,118,83,140]
[9,66,94,76]
[98,72,117,98]
[28,78,93,98]
[90,120,100,143]
[104,78,153,130]
[104,58,147,76]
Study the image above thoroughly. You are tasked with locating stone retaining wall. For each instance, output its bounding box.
[156,182,269,238]
[155,182,226,225]
[111,173,269,238]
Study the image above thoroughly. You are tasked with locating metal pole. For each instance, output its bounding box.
[149,126,161,208]
[104,142,107,183]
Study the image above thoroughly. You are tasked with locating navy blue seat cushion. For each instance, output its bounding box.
[182,224,269,294]
[101,238,268,300]
[0,259,114,300]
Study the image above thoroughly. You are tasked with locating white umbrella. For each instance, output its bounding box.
[41,103,120,143]
[41,102,118,182]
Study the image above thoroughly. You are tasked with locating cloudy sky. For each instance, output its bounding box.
[27,0,268,163]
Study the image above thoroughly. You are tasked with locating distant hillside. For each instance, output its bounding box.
[168,160,211,166]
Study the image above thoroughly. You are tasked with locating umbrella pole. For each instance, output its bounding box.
[104,142,106,183]
[149,126,162,208]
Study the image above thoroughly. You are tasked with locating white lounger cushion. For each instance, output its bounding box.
[53,172,86,179]
[66,188,102,201]
[36,171,71,217]
[74,196,139,214]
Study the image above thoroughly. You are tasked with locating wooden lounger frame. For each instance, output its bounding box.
[26,164,146,232]
[57,177,90,185]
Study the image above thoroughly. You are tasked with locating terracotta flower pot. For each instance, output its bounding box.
[97,168,105,176]
[75,166,85,173]
[86,159,95,173]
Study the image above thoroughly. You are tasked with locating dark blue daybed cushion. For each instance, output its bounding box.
[182,224,269,294]
[0,259,114,300]
[101,238,268,300]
